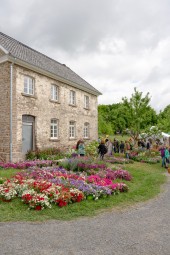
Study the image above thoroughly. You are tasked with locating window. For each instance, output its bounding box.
[84,95,89,109]
[24,76,34,95]
[50,119,59,138]
[70,90,76,105]
[69,121,76,138]
[51,85,59,101]
[84,122,89,138]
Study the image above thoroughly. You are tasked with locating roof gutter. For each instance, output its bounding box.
[6,55,102,96]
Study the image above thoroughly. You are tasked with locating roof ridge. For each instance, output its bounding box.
[0,31,101,95]
[0,31,67,68]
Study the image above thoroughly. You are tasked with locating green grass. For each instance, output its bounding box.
[0,163,167,222]
[99,134,130,143]
[102,134,130,142]
[0,168,19,179]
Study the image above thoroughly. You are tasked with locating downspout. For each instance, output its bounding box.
[10,63,13,162]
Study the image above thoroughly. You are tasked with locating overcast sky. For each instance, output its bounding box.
[0,0,170,112]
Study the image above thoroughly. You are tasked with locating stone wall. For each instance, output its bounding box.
[0,61,17,162]
[14,65,98,161]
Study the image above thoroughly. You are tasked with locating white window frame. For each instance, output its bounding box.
[84,122,89,138]
[70,90,76,105]
[69,121,76,138]
[51,84,59,101]
[50,119,59,138]
[24,76,34,95]
[84,95,89,109]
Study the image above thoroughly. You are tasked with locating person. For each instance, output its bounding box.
[138,140,141,147]
[146,140,150,150]
[141,140,146,151]
[116,140,120,153]
[78,140,85,157]
[76,139,82,151]
[120,141,125,154]
[113,139,117,153]
[98,140,107,160]
[105,138,109,147]
[165,147,170,168]
[159,146,165,167]
[106,139,113,155]
[125,140,130,159]
[98,137,101,143]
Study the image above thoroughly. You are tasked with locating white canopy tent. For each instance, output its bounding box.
[162,132,170,138]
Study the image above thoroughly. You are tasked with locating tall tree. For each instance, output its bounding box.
[158,104,170,132]
[98,113,113,135]
[122,87,151,142]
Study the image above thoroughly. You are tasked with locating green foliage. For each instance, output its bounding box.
[58,158,79,172]
[142,126,162,142]
[85,140,99,157]
[26,148,65,160]
[98,88,158,138]
[122,87,152,141]
[158,104,170,132]
[98,112,113,135]
[58,158,93,172]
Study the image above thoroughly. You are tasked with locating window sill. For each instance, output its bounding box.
[84,107,90,110]
[69,138,77,141]
[21,93,37,99]
[49,138,60,142]
[69,104,77,107]
[49,99,60,104]
[83,138,90,140]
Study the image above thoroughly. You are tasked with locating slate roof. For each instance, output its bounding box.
[0,32,101,95]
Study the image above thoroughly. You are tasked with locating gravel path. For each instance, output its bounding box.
[0,173,170,255]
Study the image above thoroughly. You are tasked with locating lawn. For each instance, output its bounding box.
[0,161,167,222]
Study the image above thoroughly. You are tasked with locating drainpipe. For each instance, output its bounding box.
[10,63,13,162]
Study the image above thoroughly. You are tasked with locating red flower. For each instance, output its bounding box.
[35,205,42,211]
[57,199,67,207]
[76,194,83,202]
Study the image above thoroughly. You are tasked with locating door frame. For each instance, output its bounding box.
[22,115,35,153]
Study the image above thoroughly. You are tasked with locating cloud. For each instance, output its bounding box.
[0,0,170,111]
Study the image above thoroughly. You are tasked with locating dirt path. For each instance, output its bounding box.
[0,173,170,255]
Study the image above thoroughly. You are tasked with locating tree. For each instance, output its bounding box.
[98,114,113,135]
[98,88,159,138]
[122,87,152,143]
[98,103,130,134]
[140,126,162,143]
[158,104,170,132]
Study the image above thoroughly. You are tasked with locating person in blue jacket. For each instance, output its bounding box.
[165,146,170,168]
[78,140,85,157]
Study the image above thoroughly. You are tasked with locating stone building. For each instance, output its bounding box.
[0,32,101,162]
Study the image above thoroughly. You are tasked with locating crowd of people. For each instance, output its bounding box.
[98,137,133,160]
[75,136,134,160]
[75,136,170,168]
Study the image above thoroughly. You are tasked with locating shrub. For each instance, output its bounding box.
[85,140,99,157]
[26,148,65,160]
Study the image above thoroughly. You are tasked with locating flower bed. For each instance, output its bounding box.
[0,160,53,169]
[0,165,131,210]
[130,156,161,164]
[105,156,134,164]
[77,162,107,172]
